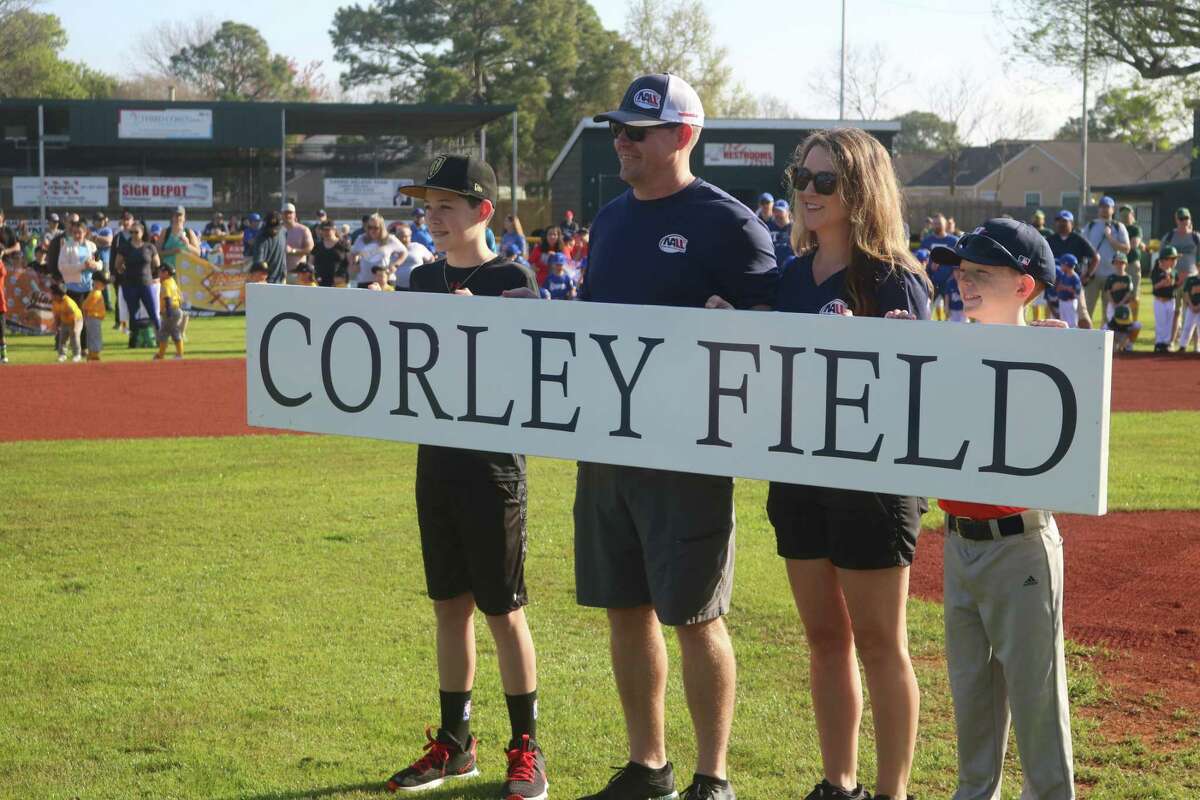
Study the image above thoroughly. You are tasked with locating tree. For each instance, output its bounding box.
[894,111,958,154]
[168,21,322,101]
[623,0,755,117]
[330,0,637,182]
[1007,0,1200,80]
[1053,81,1185,151]
[0,6,117,99]
[808,43,910,120]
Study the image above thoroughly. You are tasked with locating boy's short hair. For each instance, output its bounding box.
[160,264,176,276]
[371,265,387,273]
[49,283,65,296]
[93,272,108,284]
[249,261,270,274]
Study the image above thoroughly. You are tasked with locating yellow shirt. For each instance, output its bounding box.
[81,289,106,320]
[52,295,82,325]
[160,277,182,312]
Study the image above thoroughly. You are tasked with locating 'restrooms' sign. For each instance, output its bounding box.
[246,285,1111,514]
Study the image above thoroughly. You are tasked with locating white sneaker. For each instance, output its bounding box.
[57,354,67,362]
[71,355,82,362]
[172,354,182,360]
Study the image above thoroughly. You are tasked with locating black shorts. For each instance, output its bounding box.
[416,477,528,616]
[767,482,926,570]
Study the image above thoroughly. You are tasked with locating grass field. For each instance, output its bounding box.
[2,413,1198,799]
[2,279,1187,366]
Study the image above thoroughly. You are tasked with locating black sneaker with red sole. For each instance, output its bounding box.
[386,726,480,793]
[503,734,548,800]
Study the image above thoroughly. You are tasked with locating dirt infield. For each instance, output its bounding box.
[911,511,1200,730]
[0,358,289,441]
[4,354,1198,730]
[1111,353,1200,412]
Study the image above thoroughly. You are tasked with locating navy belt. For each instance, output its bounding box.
[947,513,1030,541]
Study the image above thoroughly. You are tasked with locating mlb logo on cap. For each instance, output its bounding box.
[594,73,706,128]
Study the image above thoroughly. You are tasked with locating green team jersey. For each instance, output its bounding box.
[1104,273,1132,304]
[1152,265,1176,298]
[1185,274,1200,307]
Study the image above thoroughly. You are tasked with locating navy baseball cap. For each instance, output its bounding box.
[594,73,705,127]
[773,199,790,210]
[1057,253,1078,268]
[248,212,262,222]
[1055,209,1074,222]
[758,192,775,204]
[929,218,1057,285]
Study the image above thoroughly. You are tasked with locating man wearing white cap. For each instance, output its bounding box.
[573,73,777,800]
[1081,196,1129,324]
[282,202,314,286]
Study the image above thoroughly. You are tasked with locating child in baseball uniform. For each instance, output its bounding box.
[1101,251,1134,326]
[1054,254,1083,327]
[1176,268,1200,352]
[82,273,108,361]
[1151,245,1178,352]
[1108,304,1141,353]
[50,284,83,362]
[890,218,1076,800]
[155,264,184,360]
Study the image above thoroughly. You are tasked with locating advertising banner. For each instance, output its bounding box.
[703,143,776,167]
[119,177,213,208]
[175,250,249,314]
[118,109,213,140]
[323,178,415,209]
[12,177,108,207]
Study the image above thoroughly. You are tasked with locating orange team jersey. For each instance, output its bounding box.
[52,295,82,325]
[160,277,182,311]
[938,499,1027,521]
[81,288,106,320]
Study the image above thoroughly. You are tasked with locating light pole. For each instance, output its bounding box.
[1080,0,1090,222]
[839,0,847,120]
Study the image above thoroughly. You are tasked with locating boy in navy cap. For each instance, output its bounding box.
[755,192,774,224]
[1054,253,1083,328]
[541,252,575,299]
[890,219,1076,800]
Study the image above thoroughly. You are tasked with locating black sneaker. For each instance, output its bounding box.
[504,735,548,800]
[803,780,869,800]
[386,726,479,793]
[578,760,679,800]
[681,774,735,799]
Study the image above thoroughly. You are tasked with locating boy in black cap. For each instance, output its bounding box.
[889,219,1076,800]
[384,154,546,800]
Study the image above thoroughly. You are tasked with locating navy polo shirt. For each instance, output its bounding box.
[775,251,930,318]
[580,178,779,308]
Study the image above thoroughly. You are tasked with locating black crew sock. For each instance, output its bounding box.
[438,689,472,745]
[504,690,538,744]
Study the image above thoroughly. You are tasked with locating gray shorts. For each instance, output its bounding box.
[84,318,103,353]
[159,309,183,343]
[573,462,735,626]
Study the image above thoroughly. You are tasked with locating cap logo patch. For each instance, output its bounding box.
[633,88,663,110]
[972,226,985,234]
[474,182,484,193]
[659,234,687,254]
[1017,256,1030,266]
[428,156,446,178]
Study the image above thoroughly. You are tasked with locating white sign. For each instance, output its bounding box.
[118,109,213,140]
[247,287,1112,514]
[323,178,415,209]
[704,143,776,167]
[119,177,213,208]
[13,176,108,206]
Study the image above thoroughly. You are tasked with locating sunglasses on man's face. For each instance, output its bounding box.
[609,121,680,142]
[788,166,838,196]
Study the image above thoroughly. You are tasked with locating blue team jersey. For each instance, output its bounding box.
[411,225,436,251]
[767,220,794,266]
[1056,271,1082,301]
[945,277,964,311]
[775,251,931,318]
[579,178,779,308]
[929,263,956,294]
[1045,267,1065,302]
[543,271,575,300]
[921,233,960,253]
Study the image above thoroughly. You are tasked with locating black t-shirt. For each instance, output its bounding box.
[122,244,157,286]
[310,238,351,282]
[774,251,931,318]
[1047,232,1098,270]
[579,178,779,308]
[408,256,538,482]
[0,225,18,264]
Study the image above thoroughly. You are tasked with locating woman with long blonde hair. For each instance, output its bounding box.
[710,128,930,800]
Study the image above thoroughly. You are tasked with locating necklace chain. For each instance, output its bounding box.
[443,261,488,292]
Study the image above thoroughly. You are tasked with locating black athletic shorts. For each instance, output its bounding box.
[767,482,926,570]
[416,477,528,616]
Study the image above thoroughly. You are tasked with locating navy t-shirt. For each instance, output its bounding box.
[767,220,794,266]
[774,250,930,318]
[1047,232,1097,269]
[580,178,779,308]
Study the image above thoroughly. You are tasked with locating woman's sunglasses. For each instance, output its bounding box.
[788,166,838,196]
[608,121,680,142]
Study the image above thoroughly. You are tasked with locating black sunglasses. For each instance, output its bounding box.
[609,121,680,142]
[788,166,838,196]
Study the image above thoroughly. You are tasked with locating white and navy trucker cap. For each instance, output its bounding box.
[593,73,706,128]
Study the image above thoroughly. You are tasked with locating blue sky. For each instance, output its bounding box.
[46,0,1089,141]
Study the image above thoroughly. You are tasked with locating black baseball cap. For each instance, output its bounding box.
[930,218,1057,285]
[399,154,497,203]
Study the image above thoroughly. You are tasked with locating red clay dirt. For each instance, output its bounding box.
[0,358,291,441]
[1110,352,1200,412]
[3,354,1198,738]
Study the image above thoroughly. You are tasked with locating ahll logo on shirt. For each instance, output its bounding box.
[659,234,688,254]
[819,298,850,315]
